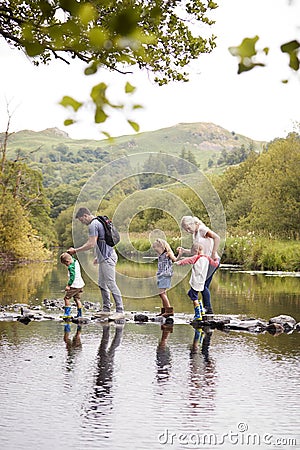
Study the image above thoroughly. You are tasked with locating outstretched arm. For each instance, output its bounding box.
[67,235,97,255]
[176,246,191,256]
[175,255,200,266]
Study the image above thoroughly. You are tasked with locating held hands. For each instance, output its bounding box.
[176,247,184,258]
[65,285,71,291]
[174,247,184,263]
[211,252,219,261]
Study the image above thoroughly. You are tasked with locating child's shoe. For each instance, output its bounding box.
[157,307,165,316]
[63,306,72,318]
[163,307,174,317]
[193,305,202,321]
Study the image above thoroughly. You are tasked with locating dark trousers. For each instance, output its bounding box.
[201,262,220,312]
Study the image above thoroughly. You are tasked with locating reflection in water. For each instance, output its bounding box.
[156,324,173,383]
[189,326,216,414]
[0,262,54,305]
[94,324,123,396]
[83,323,124,439]
[64,323,82,372]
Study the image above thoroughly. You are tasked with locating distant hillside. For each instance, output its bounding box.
[2,122,266,187]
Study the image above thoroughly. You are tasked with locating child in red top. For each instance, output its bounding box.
[175,243,219,321]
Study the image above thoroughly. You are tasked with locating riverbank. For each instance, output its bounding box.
[0,252,54,269]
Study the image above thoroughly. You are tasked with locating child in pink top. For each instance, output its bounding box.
[175,243,219,321]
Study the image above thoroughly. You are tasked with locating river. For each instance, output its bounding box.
[0,258,299,450]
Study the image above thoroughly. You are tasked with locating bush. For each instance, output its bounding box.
[0,195,51,261]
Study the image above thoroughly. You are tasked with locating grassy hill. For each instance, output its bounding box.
[2,122,266,187]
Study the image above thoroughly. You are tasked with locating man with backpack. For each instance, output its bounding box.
[67,207,124,317]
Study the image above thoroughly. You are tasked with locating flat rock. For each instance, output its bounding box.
[269,315,296,332]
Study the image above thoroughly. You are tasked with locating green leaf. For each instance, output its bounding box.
[24,42,44,57]
[280,40,300,53]
[111,8,139,35]
[125,82,136,94]
[84,64,98,75]
[58,0,80,14]
[90,83,107,106]
[59,96,82,112]
[38,0,53,19]
[101,131,112,140]
[64,119,75,126]
[208,1,218,8]
[238,61,265,74]
[95,107,108,123]
[88,27,108,47]
[289,53,299,71]
[229,36,259,58]
[280,40,300,71]
[128,120,140,132]
[22,24,33,40]
[133,104,143,110]
[78,3,97,25]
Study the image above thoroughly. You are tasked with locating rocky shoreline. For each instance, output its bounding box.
[0,299,299,336]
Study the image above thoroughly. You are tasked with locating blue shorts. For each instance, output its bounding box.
[157,275,172,289]
[188,287,199,301]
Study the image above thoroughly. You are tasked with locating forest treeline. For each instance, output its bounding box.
[0,133,299,268]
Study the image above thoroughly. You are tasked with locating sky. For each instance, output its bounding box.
[0,0,299,143]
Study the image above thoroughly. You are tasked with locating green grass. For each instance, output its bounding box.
[223,235,300,271]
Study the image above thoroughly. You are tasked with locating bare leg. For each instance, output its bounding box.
[64,296,71,307]
[159,289,171,309]
[74,298,82,310]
